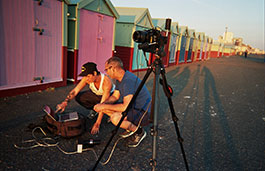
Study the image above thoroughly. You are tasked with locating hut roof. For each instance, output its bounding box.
[68,0,119,18]
[115,7,153,28]
[197,32,205,41]
[152,18,167,29]
[171,22,179,34]
[179,26,189,36]
[188,29,196,38]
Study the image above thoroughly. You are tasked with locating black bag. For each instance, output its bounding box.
[43,105,85,138]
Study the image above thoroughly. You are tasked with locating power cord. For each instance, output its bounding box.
[14,127,98,157]
[101,102,151,165]
[14,102,150,165]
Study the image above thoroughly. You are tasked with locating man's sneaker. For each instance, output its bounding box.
[87,110,98,119]
[127,130,146,148]
[119,130,134,138]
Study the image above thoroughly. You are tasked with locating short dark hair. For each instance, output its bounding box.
[106,57,124,69]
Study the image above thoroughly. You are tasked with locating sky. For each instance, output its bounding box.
[111,0,265,51]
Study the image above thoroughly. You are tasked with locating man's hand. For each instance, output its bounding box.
[91,122,100,134]
[55,101,68,113]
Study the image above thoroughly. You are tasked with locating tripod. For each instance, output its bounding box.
[91,56,189,171]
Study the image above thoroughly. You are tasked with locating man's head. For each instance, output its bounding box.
[104,57,124,79]
[79,62,100,77]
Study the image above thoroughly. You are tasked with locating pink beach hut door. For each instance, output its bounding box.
[34,0,62,83]
[78,10,114,76]
[0,0,62,90]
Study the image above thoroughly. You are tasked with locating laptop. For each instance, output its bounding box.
[58,112,79,122]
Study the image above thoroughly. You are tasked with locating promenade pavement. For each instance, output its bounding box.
[0,54,264,170]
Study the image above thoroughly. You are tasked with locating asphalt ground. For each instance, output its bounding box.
[0,54,264,171]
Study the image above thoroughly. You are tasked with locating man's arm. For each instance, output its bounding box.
[56,77,87,113]
[103,90,120,104]
[91,76,112,134]
[94,93,133,113]
[100,76,112,103]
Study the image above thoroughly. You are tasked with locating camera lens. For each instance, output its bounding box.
[133,31,147,43]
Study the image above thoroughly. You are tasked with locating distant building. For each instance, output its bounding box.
[223,32,234,44]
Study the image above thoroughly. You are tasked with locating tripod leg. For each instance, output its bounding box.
[150,59,161,171]
[160,68,190,171]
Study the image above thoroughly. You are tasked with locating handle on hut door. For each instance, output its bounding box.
[33,27,44,35]
[97,37,103,43]
[33,19,44,35]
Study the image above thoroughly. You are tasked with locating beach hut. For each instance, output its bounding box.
[152,18,171,67]
[178,26,189,64]
[0,0,68,97]
[210,41,222,58]
[198,32,205,61]
[202,36,209,61]
[194,32,201,61]
[186,29,196,63]
[222,44,235,56]
[114,7,153,71]
[67,0,119,82]
[207,37,213,59]
[168,22,180,65]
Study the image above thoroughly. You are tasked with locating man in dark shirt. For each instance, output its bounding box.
[94,57,151,147]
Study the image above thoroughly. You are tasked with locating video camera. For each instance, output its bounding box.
[133,28,167,57]
[132,18,171,57]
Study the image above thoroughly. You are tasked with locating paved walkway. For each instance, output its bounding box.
[0,55,264,170]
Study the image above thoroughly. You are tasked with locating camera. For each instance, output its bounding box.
[133,28,167,57]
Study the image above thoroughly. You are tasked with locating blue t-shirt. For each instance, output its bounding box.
[115,71,151,112]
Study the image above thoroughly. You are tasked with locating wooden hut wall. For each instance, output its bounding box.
[178,27,188,64]
[78,9,115,74]
[203,37,209,60]
[211,43,220,58]
[132,26,151,71]
[151,18,171,67]
[191,36,197,62]
[186,30,195,63]
[169,33,179,65]
[114,7,153,71]
[198,33,205,60]
[194,35,201,61]
[0,0,66,97]
[75,0,118,79]
[168,22,179,65]
[186,37,194,62]
[114,23,135,71]
[207,38,212,59]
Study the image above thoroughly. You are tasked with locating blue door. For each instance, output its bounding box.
[169,33,178,64]
[179,36,186,63]
[187,38,194,62]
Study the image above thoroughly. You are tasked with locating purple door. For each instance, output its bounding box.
[0,0,62,90]
[78,10,114,76]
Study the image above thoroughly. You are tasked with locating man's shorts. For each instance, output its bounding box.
[127,108,150,126]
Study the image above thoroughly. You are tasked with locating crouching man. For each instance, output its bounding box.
[94,57,151,147]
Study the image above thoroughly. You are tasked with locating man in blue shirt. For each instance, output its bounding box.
[94,57,151,147]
